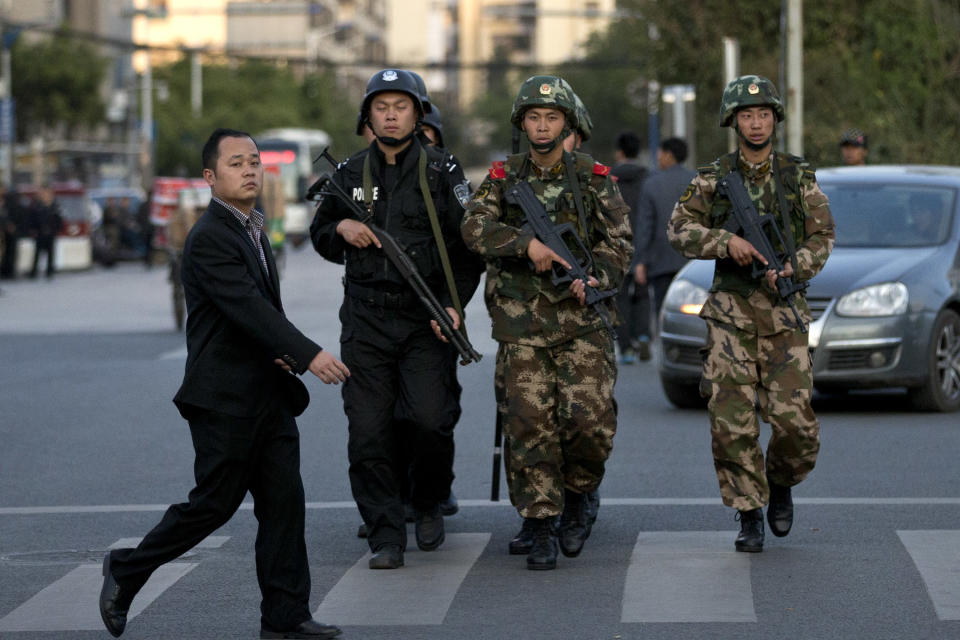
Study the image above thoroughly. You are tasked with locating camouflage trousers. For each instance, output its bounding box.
[702,319,820,511]
[495,330,618,518]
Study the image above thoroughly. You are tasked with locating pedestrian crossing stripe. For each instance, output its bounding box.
[2,531,960,632]
[0,536,229,633]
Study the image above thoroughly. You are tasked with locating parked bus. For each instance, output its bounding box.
[255,128,332,247]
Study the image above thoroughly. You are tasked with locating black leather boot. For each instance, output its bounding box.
[526,517,559,570]
[508,517,538,555]
[584,489,600,527]
[735,508,764,552]
[558,489,590,558]
[767,481,794,537]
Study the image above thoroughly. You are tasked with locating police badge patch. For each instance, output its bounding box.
[454,180,472,206]
[678,183,696,203]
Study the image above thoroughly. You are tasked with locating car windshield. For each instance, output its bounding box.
[820,182,956,247]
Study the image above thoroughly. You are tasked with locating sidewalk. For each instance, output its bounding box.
[0,247,497,355]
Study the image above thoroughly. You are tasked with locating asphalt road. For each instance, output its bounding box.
[1,247,959,640]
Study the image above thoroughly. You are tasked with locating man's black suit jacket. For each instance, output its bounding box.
[173,199,320,420]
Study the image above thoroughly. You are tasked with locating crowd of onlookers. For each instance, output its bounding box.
[0,184,63,281]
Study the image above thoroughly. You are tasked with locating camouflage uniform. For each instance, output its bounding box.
[668,148,835,511]
[462,150,632,517]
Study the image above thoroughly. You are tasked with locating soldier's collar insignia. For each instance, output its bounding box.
[539,83,552,95]
[748,83,760,94]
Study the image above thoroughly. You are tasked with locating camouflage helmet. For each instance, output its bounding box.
[509,75,580,130]
[572,91,593,141]
[839,127,868,148]
[719,74,785,127]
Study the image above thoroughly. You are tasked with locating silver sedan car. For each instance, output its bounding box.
[658,165,960,412]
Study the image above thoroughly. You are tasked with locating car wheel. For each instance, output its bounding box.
[908,308,960,412]
[661,377,708,409]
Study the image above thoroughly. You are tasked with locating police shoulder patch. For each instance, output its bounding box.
[489,160,506,179]
[678,183,696,204]
[592,162,611,176]
[453,179,472,207]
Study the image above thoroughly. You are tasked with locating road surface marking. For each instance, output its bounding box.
[314,532,490,625]
[621,531,756,623]
[0,562,196,632]
[4,497,960,515]
[898,530,960,620]
[0,536,228,632]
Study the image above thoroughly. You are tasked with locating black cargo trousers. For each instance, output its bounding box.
[338,290,461,552]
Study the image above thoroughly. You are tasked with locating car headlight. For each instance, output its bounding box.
[835,282,908,317]
[663,278,708,315]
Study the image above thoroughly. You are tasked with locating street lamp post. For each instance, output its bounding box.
[0,25,20,187]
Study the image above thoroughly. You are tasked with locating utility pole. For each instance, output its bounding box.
[0,25,19,187]
[785,0,803,156]
[722,37,740,151]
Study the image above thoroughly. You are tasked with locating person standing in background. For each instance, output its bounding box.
[632,137,695,337]
[610,131,649,362]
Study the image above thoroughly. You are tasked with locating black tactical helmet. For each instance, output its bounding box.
[422,106,444,148]
[359,69,424,130]
[406,70,433,114]
[719,75,785,127]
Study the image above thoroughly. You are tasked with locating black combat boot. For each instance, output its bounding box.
[526,517,559,571]
[584,489,600,527]
[558,489,590,558]
[767,481,794,537]
[735,508,764,553]
[508,517,538,555]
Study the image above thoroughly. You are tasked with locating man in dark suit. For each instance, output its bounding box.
[99,128,349,639]
[633,137,696,332]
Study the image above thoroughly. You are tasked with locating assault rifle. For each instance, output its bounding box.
[502,180,618,338]
[305,150,482,365]
[715,174,808,333]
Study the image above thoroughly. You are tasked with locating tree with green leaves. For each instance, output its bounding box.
[10,28,108,141]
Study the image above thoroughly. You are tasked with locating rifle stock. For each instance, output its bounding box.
[716,175,808,332]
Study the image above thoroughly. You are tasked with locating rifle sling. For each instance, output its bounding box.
[728,150,800,277]
[771,153,801,280]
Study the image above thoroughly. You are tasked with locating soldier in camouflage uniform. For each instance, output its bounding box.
[461,75,632,570]
[667,75,835,552]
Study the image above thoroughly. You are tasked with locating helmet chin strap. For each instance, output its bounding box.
[734,124,774,152]
[369,120,420,147]
[528,124,572,154]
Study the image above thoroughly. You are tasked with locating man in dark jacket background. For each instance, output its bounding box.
[610,131,648,362]
[632,137,695,333]
[99,128,348,640]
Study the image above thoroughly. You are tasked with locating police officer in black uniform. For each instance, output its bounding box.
[310,69,480,570]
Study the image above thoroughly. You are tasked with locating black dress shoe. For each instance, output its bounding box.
[767,481,794,537]
[735,508,764,553]
[369,544,404,570]
[260,618,342,638]
[508,517,538,555]
[558,489,590,558]
[415,506,445,551]
[99,551,139,638]
[440,489,459,516]
[527,517,559,570]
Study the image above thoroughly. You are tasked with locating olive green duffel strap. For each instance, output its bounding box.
[417,146,467,336]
